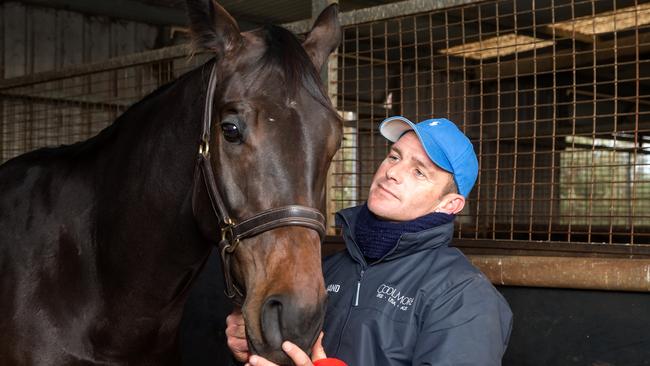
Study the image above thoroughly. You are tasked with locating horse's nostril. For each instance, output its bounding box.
[261,296,284,348]
[259,294,325,357]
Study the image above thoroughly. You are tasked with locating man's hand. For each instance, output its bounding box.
[226,308,250,362]
[245,333,327,366]
[226,310,330,366]
[310,332,327,361]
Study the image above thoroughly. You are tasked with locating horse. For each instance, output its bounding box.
[0,0,342,364]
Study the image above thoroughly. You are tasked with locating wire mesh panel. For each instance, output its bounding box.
[0,52,209,164]
[329,0,650,246]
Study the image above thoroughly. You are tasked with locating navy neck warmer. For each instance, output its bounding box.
[354,204,455,260]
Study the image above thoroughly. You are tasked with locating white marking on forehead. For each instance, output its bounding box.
[268,117,276,122]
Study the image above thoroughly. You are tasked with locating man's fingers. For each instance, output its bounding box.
[226,335,250,363]
[248,355,281,366]
[226,309,245,326]
[225,321,246,339]
[225,323,247,353]
[226,335,248,353]
[225,308,249,362]
[226,308,246,339]
[246,341,320,366]
[311,332,327,361]
[282,341,313,366]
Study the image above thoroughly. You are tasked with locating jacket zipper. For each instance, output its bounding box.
[334,266,366,354]
[354,269,365,306]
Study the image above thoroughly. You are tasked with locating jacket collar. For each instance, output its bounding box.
[335,205,455,266]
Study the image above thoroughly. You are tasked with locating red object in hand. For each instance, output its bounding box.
[313,358,347,366]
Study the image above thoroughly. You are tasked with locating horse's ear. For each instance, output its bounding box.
[186,0,242,57]
[302,4,342,72]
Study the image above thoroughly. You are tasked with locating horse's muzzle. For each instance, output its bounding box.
[250,293,326,365]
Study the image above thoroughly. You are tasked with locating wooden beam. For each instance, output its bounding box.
[476,32,650,80]
[470,255,650,292]
[18,0,187,26]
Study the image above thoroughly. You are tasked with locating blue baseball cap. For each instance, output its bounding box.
[379,116,479,198]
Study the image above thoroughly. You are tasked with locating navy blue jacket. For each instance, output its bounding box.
[322,205,513,366]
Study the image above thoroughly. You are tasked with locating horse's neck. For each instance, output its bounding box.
[94,64,213,312]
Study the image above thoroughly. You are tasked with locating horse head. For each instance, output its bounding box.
[186,1,342,363]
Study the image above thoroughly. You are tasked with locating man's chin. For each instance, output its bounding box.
[367,200,398,221]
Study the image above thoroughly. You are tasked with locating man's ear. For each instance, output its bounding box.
[434,193,466,215]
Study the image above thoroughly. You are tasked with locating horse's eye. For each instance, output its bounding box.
[221,122,242,143]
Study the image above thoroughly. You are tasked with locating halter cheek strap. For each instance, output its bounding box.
[192,62,327,306]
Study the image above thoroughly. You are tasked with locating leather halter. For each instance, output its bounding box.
[192,62,327,306]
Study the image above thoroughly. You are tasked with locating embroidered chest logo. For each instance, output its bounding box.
[376,283,414,311]
[326,283,341,293]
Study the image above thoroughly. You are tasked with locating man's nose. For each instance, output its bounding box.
[386,163,403,182]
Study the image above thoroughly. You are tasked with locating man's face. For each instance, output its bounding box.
[367,132,454,221]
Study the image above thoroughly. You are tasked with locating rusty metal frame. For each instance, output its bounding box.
[321,0,650,292]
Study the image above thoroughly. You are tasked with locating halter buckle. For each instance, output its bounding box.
[221,218,238,252]
[198,138,210,156]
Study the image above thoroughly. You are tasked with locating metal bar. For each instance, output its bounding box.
[632,0,641,245]
[567,89,650,107]
[587,0,597,244]
[0,45,193,90]
[0,92,128,111]
[285,0,485,34]
[509,0,519,241]
[453,239,650,257]
[488,2,501,242]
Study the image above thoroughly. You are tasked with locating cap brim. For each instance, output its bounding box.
[379,116,417,142]
[379,116,454,175]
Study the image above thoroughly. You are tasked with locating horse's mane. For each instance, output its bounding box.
[259,25,336,113]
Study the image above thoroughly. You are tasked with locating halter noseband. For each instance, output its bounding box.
[192,62,327,306]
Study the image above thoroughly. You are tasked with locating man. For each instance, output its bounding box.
[227,116,513,366]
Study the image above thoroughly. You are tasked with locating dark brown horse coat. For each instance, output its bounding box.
[0,1,341,365]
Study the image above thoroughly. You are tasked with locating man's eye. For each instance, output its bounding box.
[415,169,425,178]
[387,155,399,161]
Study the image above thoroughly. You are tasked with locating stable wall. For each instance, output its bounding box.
[1,1,160,79]
[501,286,650,366]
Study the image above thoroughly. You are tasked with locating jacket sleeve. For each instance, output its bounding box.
[411,274,513,366]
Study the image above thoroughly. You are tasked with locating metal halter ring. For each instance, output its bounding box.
[198,139,210,156]
[221,218,239,252]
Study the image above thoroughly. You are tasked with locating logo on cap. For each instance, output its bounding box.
[429,121,440,126]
